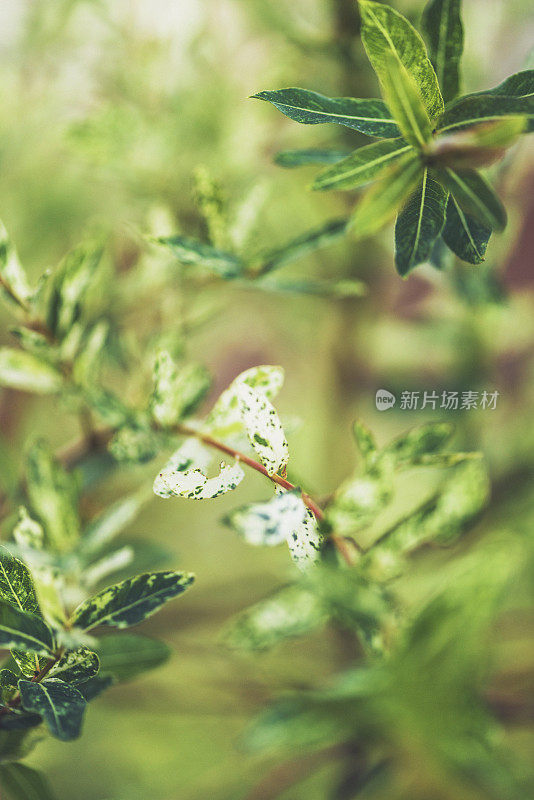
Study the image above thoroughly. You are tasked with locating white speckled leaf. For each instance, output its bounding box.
[49,647,99,685]
[237,384,288,476]
[71,571,195,631]
[151,350,210,427]
[205,365,284,440]
[153,458,244,500]
[286,506,323,570]
[225,491,307,546]
[18,678,86,741]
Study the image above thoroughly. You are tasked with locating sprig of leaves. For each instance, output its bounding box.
[255,0,533,275]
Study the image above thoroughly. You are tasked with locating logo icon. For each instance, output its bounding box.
[375,389,396,411]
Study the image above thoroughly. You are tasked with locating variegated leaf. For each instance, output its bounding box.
[224,491,307,546]
[49,647,99,685]
[71,571,195,631]
[237,384,288,476]
[285,503,323,569]
[153,458,244,500]
[18,678,86,741]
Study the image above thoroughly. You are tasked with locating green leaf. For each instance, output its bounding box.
[0,221,32,311]
[0,763,56,800]
[26,441,80,553]
[312,138,412,192]
[256,219,349,275]
[358,0,444,120]
[378,53,432,148]
[48,647,99,685]
[384,422,454,465]
[438,94,534,135]
[395,169,448,276]
[76,675,113,702]
[350,155,424,239]
[205,365,284,441]
[96,633,170,681]
[224,491,307,546]
[252,89,400,137]
[45,238,104,338]
[11,651,44,679]
[422,0,464,103]
[353,421,378,469]
[80,491,147,558]
[0,670,18,704]
[150,351,211,427]
[71,571,195,631]
[18,678,86,741]
[0,602,53,656]
[468,69,534,129]
[153,457,245,500]
[0,547,39,615]
[237,383,288,476]
[8,328,56,362]
[255,277,366,299]
[0,350,62,395]
[153,235,243,278]
[226,585,324,651]
[274,149,349,168]
[108,426,160,464]
[435,167,507,231]
[430,117,527,170]
[442,195,491,264]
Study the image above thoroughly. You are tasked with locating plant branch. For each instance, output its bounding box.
[0,649,63,718]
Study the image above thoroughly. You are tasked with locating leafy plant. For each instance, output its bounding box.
[254,0,533,275]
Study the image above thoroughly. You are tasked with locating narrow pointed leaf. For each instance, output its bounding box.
[353,421,378,469]
[80,491,146,558]
[350,156,424,239]
[26,441,80,553]
[0,764,56,800]
[71,571,195,631]
[96,633,170,681]
[430,117,526,169]
[394,169,448,276]
[469,68,534,127]
[256,219,348,274]
[237,384,288,476]
[252,89,400,137]
[436,167,507,231]
[224,491,307,546]
[442,195,492,264]
[153,235,242,278]
[0,349,62,395]
[0,603,53,655]
[379,53,432,147]
[45,238,104,337]
[48,647,99,685]
[359,0,444,120]
[312,138,412,192]
[18,678,86,741]
[0,221,32,310]
[438,95,534,134]
[274,149,349,168]
[422,0,464,103]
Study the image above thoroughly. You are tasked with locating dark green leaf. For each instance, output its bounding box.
[153,235,242,278]
[394,169,448,276]
[96,633,170,681]
[0,603,53,656]
[470,68,534,127]
[442,196,491,264]
[48,647,99,685]
[0,670,18,704]
[18,678,86,741]
[435,167,507,231]
[71,571,195,631]
[26,441,80,553]
[350,155,424,239]
[256,219,348,275]
[422,0,464,103]
[312,139,412,192]
[438,94,534,135]
[0,711,42,732]
[274,149,349,168]
[0,763,56,800]
[0,548,39,615]
[252,89,400,137]
[76,675,114,701]
[359,0,444,120]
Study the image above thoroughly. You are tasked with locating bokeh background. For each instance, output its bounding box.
[0,1,533,798]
